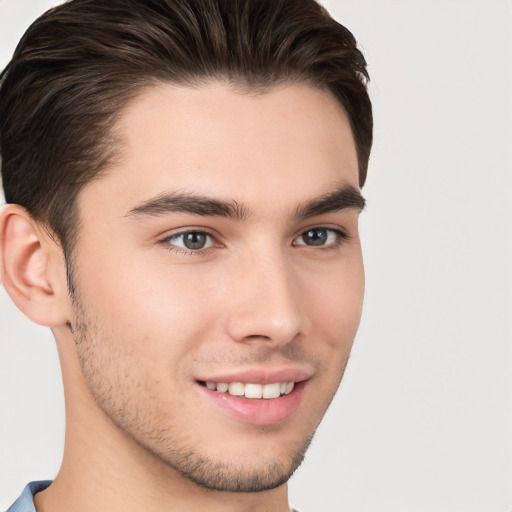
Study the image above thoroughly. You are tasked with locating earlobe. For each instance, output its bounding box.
[0,204,70,327]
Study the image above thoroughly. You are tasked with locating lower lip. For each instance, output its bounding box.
[198,381,307,426]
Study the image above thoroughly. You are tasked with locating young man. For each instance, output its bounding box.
[0,0,372,511]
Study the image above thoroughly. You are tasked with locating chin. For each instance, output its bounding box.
[159,435,313,493]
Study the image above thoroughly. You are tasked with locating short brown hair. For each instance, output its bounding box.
[0,0,372,257]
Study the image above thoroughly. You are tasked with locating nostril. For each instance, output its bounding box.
[243,334,272,341]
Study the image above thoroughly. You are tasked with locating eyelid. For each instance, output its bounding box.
[159,225,218,241]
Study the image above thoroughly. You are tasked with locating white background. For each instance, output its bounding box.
[1,1,511,511]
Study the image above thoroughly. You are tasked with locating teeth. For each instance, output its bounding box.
[262,383,281,399]
[244,383,263,399]
[228,382,245,396]
[205,381,295,399]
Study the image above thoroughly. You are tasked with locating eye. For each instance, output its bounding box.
[294,227,347,247]
[166,231,215,251]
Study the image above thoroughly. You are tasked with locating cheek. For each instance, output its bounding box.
[303,255,364,351]
[76,252,222,365]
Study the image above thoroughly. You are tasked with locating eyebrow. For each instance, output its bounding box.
[125,183,365,221]
[126,191,251,221]
[294,183,366,219]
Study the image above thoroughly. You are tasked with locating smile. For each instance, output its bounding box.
[203,381,295,399]
[198,379,307,425]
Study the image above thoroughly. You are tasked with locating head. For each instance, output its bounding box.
[0,0,372,496]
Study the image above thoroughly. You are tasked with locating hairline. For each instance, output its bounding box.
[64,75,355,235]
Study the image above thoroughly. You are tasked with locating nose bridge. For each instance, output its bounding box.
[226,244,302,345]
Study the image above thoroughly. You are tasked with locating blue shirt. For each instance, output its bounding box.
[6,481,52,512]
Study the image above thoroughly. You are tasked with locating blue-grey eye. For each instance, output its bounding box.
[170,231,213,250]
[301,228,328,246]
[295,228,344,247]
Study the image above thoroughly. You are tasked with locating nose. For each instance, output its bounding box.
[225,249,303,346]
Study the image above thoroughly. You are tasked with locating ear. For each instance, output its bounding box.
[0,204,71,327]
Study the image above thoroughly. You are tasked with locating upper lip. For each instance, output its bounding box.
[196,367,313,385]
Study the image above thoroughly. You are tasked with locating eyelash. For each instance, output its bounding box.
[160,227,350,256]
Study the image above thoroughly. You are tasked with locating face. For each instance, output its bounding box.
[69,83,364,492]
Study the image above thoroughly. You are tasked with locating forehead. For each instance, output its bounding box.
[80,82,359,216]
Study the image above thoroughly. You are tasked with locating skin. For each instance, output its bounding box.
[0,83,364,512]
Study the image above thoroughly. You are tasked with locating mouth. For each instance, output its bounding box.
[196,375,308,426]
[199,380,295,399]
